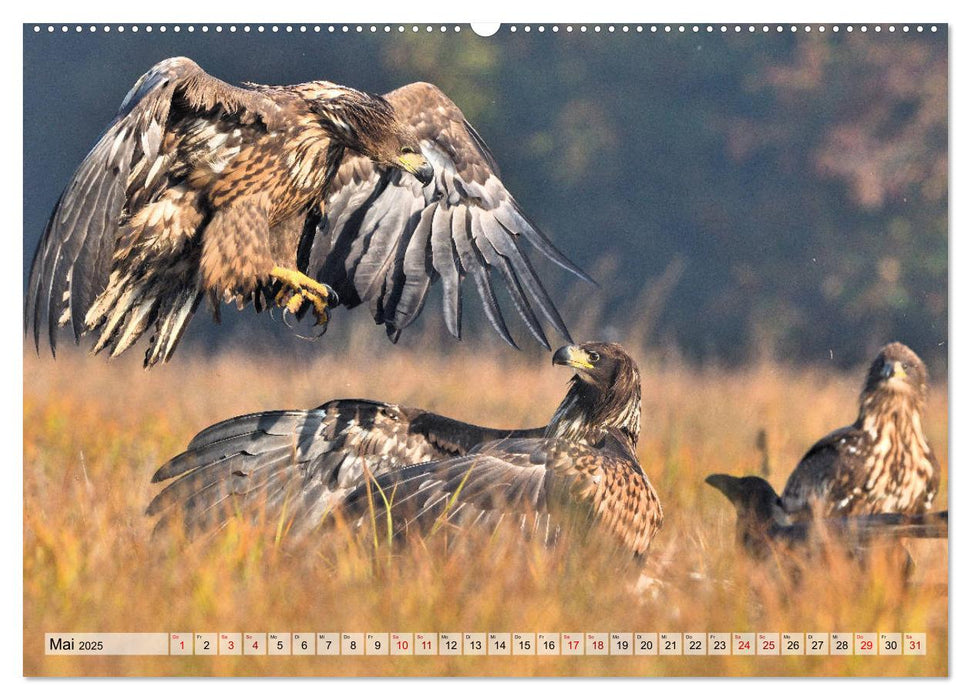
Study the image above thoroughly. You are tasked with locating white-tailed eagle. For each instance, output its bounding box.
[149,342,662,557]
[26,57,589,367]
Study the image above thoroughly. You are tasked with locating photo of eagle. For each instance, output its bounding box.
[780,342,940,519]
[705,342,942,559]
[148,342,662,557]
[25,57,588,367]
[705,474,947,561]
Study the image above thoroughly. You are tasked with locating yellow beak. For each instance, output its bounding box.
[552,344,595,370]
[397,152,434,185]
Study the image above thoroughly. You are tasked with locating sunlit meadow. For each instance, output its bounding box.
[23,328,948,677]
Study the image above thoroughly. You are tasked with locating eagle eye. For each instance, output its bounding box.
[588,351,601,364]
[401,146,416,154]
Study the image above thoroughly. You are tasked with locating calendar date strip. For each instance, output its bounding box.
[45,632,928,656]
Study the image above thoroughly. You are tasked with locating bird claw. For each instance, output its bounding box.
[270,266,337,331]
[281,306,328,340]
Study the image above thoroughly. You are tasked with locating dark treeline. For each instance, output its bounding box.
[22,25,947,371]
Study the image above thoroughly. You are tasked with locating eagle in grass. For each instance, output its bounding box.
[780,342,940,519]
[26,58,589,367]
[148,342,663,557]
[706,342,942,558]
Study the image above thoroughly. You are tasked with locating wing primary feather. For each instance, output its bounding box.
[483,221,572,343]
[452,208,516,348]
[462,120,501,175]
[385,204,436,330]
[517,207,596,285]
[429,207,462,338]
[496,204,595,285]
[471,215,549,349]
[70,176,121,338]
[26,199,62,352]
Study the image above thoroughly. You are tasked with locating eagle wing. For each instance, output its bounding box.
[811,510,950,542]
[25,57,283,357]
[147,398,544,534]
[780,425,870,518]
[307,81,592,349]
[340,432,662,556]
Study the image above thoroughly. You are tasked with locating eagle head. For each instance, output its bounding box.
[549,342,641,444]
[553,342,633,385]
[308,85,433,185]
[862,342,928,404]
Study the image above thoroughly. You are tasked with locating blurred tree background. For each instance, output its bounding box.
[22,25,947,371]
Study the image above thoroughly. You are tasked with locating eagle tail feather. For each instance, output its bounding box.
[149,288,202,367]
[109,294,161,357]
[85,260,202,367]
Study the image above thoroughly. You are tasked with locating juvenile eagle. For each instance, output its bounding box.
[780,342,940,519]
[148,342,663,556]
[26,57,588,366]
[705,474,947,560]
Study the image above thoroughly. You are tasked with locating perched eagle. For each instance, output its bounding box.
[780,342,940,519]
[148,342,663,557]
[26,57,588,367]
[705,474,947,561]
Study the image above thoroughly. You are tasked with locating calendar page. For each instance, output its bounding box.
[22,20,948,678]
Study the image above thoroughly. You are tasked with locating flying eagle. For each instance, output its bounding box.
[26,57,588,367]
[148,342,663,556]
[705,474,947,560]
[780,342,940,519]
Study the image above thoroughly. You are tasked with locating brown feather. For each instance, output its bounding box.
[149,343,663,556]
[26,57,427,367]
[781,342,939,519]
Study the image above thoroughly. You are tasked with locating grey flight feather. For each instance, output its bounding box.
[308,81,591,349]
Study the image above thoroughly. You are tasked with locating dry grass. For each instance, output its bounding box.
[22,341,948,677]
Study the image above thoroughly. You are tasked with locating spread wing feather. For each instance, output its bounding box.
[147,398,544,534]
[25,56,282,357]
[797,510,950,544]
[308,81,591,348]
[339,433,662,556]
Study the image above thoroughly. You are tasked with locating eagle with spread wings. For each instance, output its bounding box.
[148,342,663,557]
[26,57,588,367]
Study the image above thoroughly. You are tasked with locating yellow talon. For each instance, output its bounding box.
[285,294,304,315]
[270,266,333,300]
[269,266,336,327]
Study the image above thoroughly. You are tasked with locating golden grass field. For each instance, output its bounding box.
[22,336,948,677]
